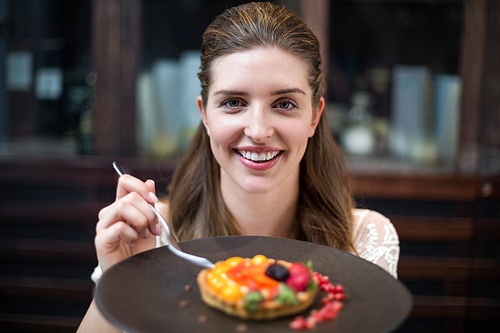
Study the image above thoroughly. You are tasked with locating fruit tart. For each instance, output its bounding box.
[197,255,319,320]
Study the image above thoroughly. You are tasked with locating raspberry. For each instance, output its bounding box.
[264,263,290,281]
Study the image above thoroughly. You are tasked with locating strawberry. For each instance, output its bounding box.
[286,271,311,292]
[289,263,310,276]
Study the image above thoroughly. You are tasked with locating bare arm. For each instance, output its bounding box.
[77,175,161,332]
[77,299,122,333]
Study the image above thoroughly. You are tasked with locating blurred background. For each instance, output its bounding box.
[0,0,498,332]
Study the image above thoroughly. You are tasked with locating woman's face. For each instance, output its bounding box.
[198,47,324,195]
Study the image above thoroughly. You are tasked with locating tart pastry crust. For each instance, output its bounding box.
[197,258,318,320]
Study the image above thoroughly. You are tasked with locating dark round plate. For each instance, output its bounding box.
[95,236,412,333]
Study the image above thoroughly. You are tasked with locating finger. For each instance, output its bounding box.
[97,193,155,239]
[96,221,140,250]
[145,179,161,235]
[145,179,156,193]
[98,205,110,222]
[116,174,159,204]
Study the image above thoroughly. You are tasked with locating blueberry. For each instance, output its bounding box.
[265,263,290,281]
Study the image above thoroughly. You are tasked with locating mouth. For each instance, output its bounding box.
[236,149,282,163]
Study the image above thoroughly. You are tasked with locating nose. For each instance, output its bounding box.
[243,106,274,143]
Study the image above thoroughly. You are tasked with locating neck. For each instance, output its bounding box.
[220,170,299,239]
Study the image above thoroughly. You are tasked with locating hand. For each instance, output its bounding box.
[95,174,161,273]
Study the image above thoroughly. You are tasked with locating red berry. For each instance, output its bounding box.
[327,284,337,293]
[289,316,307,330]
[289,263,310,276]
[332,301,343,311]
[286,272,311,292]
[334,284,344,293]
[321,302,342,321]
[305,317,317,329]
[335,292,345,301]
[311,311,324,323]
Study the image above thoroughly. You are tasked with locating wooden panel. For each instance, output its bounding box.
[457,0,487,173]
[0,277,93,301]
[478,0,500,175]
[412,296,500,319]
[391,216,474,241]
[92,0,121,156]
[119,0,141,157]
[399,257,470,280]
[0,157,176,188]
[300,0,330,74]
[399,257,500,280]
[482,0,500,147]
[0,239,96,262]
[0,314,81,333]
[91,0,142,157]
[351,173,500,201]
[412,296,468,318]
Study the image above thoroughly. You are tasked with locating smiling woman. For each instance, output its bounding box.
[168,2,355,248]
[78,2,399,332]
[199,48,322,203]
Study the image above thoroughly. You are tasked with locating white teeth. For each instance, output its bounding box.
[237,149,280,162]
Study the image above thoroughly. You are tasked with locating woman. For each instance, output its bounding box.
[78,2,399,331]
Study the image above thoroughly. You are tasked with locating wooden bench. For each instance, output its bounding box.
[390,215,500,332]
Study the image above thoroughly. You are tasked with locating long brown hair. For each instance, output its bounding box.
[167,2,356,253]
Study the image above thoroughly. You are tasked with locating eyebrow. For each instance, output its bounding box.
[213,88,307,96]
[272,88,307,96]
[213,90,247,96]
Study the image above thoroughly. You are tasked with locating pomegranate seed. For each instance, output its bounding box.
[335,292,345,301]
[289,274,345,329]
[327,284,337,293]
[334,285,344,293]
[305,317,317,329]
[290,316,307,330]
[330,301,343,314]
[311,311,324,323]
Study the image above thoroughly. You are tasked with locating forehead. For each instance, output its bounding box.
[208,48,310,95]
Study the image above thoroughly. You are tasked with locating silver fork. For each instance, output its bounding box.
[112,161,215,269]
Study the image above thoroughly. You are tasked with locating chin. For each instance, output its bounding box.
[238,178,279,195]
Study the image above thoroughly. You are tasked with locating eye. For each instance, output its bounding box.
[222,98,244,108]
[274,99,297,111]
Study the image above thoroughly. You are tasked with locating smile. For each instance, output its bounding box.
[237,149,281,162]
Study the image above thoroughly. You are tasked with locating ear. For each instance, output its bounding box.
[309,97,325,137]
[197,95,210,136]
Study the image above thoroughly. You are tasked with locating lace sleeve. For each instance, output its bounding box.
[352,209,400,278]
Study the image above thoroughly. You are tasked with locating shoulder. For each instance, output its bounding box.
[352,209,400,278]
[352,209,396,237]
[351,208,399,253]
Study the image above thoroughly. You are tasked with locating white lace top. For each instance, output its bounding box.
[351,209,399,278]
[91,209,399,282]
